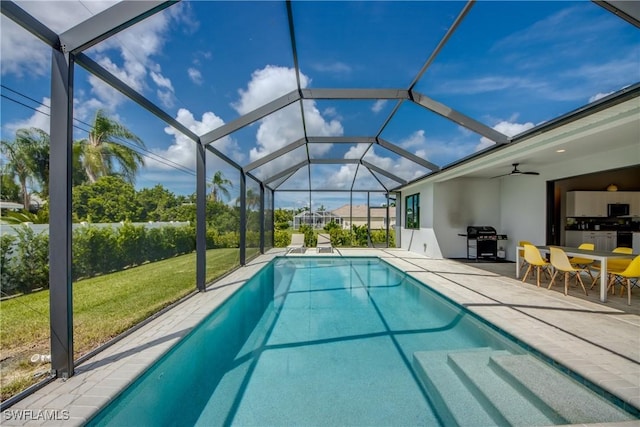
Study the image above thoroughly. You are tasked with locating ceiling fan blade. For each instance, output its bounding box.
[491,172,512,179]
[522,171,540,175]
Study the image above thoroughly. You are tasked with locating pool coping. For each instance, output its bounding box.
[2,248,639,426]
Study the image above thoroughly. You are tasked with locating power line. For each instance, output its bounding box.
[1,87,196,176]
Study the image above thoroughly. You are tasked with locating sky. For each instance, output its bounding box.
[1,0,638,211]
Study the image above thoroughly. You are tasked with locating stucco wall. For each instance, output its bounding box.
[397,143,639,261]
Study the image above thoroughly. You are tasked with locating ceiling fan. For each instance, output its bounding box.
[492,163,540,178]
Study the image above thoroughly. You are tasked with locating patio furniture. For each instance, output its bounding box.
[316,233,333,253]
[607,255,640,306]
[516,245,636,303]
[521,244,550,287]
[518,240,534,275]
[570,243,595,282]
[590,247,633,290]
[287,233,306,254]
[548,247,588,296]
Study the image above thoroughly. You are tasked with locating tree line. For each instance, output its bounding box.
[0,109,258,228]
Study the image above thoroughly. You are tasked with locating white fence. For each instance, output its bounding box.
[0,221,191,238]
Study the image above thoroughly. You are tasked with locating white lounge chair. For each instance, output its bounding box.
[286,233,305,254]
[316,233,333,253]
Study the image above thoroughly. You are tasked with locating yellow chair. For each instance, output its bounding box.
[522,244,551,287]
[590,247,633,290]
[607,255,640,306]
[518,240,534,276]
[548,247,588,296]
[569,243,595,282]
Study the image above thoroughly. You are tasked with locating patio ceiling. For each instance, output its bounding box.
[2,0,639,194]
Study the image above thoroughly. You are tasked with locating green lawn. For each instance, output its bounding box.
[0,248,241,400]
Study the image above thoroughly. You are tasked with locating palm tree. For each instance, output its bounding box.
[75,109,145,184]
[245,188,261,210]
[0,128,50,209]
[209,171,232,202]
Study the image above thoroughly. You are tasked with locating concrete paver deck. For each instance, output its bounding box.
[3,249,639,425]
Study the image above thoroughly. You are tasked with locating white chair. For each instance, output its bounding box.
[286,233,305,254]
[316,233,333,253]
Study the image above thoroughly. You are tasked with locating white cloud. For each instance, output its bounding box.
[399,130,427,149]
[4,98,51,136]
[233,65,307,115]
[589,91,614,103]
[311,62,352,74]
[157,89,176,109]
[78,5,185,113]
[0,16,50,77]
[372,100,387,114]
[188,67,203,85]
[232,66,343,179]
[150,71,174,92]
[325,142,428,190]
[477,120,535,151]
[152,108,242,172]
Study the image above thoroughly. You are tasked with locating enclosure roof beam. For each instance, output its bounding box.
[309,159,360,164]
[596,1,640,28]
[243,138,306,172]
[264,160,308,185]
[203,145,242,172]
[201,90,301,145]
[1,1,60,49]
[307,136,377,144]
[376,138,440,172]
[361,160,407,185]
[276,189,387,193]
[61,1,176,53]
[300,88,410,100]
[410,91,509,145]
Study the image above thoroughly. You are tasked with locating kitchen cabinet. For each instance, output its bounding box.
[566,191,607,217]
[633,233,640,253]
[565,231,584,247]
[631,195,640,216]
[566,191,640,217]
[564,230,616,251]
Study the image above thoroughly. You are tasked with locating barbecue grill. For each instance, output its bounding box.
[463,226,507,261]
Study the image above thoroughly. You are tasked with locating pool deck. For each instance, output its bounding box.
[4,248,639,426]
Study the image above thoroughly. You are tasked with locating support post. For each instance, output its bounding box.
[49,49,74,378]
[259,183,265,254]
[367,192,371,247]
[239,172,246,265]
[386,193,390,248]
[271,190,275,248]
[196,142,206,291]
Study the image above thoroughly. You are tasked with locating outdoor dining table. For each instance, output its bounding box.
[515,245,637,303]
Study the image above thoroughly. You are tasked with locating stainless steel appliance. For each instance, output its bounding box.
[464,226,507,261]
[617,231,632,248]
[608,203,630,217]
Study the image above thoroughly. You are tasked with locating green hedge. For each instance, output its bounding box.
[1,223,244,295]
[273,226,395,248]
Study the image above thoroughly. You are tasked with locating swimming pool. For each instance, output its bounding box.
[87,257,636,426]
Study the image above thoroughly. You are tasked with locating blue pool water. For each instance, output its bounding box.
[88,257,636,426]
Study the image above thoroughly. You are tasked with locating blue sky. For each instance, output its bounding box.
[1,0,638,210]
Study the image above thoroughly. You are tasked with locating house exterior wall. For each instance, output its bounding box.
[397,143,638,261]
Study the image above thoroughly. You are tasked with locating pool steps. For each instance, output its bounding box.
[413,348,635,426]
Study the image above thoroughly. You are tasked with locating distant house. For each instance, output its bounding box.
[0,201,24,211]
[331,205,396,230]
[293,210,343,230]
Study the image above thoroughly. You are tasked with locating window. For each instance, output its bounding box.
[405,193,420,229]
